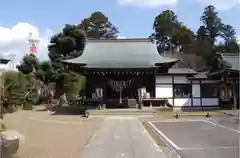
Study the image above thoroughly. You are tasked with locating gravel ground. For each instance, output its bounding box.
[3,107,102,158]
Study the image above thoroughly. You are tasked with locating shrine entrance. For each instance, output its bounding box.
[105,77,141,100]
[84,69,156,108]
[103,75,151,108]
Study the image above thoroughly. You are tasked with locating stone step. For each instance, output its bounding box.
[88,108,156,116]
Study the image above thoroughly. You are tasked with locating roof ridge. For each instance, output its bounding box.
[86,38,152,43]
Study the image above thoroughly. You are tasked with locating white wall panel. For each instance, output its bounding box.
[174,98,191,106]
[193,99,201,106]
[202,98,219,106]
[167,99,173,105]
[155,85,173,98]
[192,84,201,97]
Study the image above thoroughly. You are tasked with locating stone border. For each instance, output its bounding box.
[141,121,181,158]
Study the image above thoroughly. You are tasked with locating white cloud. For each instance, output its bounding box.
[0,22,53,69]
[118,0,240,10]
[118,0,177,8]
[196,0,240,10]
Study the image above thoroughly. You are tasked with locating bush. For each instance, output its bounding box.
[26,89,39,105]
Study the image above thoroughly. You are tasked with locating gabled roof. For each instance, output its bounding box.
[220,53,240,71]
[62,38,179,68]
[161,50,206,71]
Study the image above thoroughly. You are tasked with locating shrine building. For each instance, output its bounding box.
[62,38,222,109]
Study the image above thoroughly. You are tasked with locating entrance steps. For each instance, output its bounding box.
[87,108,156,117]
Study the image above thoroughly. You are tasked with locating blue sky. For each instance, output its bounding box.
[0,0,239,37]
[0,0,239,64]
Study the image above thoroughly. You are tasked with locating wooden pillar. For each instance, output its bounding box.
[153,69,156,98]
[232,76,237,111]
[200,80,203,107]
[85,75,90,99]
[190,80,193,107]
[172,76,175,107]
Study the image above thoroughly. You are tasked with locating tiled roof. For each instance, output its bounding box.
[221,54,240,71]
[62,38,179,68]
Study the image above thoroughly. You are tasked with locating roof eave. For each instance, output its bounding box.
[61,58,86,65]
[0,59,10,64]
[154,59,179,67]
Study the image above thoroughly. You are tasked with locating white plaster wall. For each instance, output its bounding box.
[155,75,220,107]
[155,76,172,84]
[155,75,173,102]
[192,84,201,97]
[193,99,201,106]
[173,76,194,107]
[174,98,191,106]
[202,98,219,106]
[168,99,173,105]
[155,85,173,98]
[174,76,190,84]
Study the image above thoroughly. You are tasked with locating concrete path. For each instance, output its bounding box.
[220,110,240,117]
[81,117,167,158]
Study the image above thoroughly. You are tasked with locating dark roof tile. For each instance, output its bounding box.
[62,38,178,68]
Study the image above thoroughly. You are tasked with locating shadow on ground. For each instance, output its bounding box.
[49,105,95,116]
[35,109,48,112]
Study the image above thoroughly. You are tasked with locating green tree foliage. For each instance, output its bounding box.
[48,24,86,102]
[151,10,194,53]
[1,71,28,106]
[64,71,85,103]
[200,5,223,44]
[199,5,239,68]
[16,54,47,106]
[78,11,119,39]
[221,24,236,42]
[151,6,239,71]
[17,54,39,87]
[217,25,240,53]
[17,54,39,74]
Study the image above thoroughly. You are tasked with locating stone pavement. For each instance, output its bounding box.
[220,110,240,117]
[81,117,167,158]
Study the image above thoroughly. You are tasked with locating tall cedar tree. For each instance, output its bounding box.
[151,10,194,54]
[152,6,239,71]
[199,5,239,69]
[78,11,119,39]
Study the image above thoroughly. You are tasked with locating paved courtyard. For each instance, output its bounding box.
[4,109,102,158]
[4,108,169,158]
[81,117,168,158]
[149,117,240,158]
